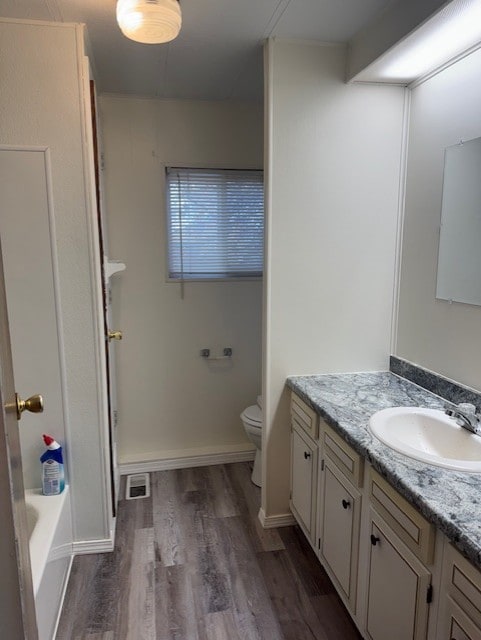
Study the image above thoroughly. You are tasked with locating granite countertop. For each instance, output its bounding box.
[286,371,481,570]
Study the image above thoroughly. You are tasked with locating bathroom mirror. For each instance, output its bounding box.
[436,135,481,306]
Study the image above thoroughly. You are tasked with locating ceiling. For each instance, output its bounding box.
[0,0,396,101]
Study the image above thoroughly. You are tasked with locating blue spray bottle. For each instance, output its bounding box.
[41,434,65,495]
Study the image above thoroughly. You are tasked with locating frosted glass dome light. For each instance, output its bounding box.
[117,0,182,44]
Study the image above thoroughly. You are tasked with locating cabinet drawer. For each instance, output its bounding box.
[322,422,363,488]
[368,469,435,565]
[443,544,481,630]
[291,392,319,440]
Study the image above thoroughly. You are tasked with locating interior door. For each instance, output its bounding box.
[104,273,121,506]
[0,240,39,639]
[0,148,66,490]
[89,78,120,512]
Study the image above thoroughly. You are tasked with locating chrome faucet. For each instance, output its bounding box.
[445,403,481,434]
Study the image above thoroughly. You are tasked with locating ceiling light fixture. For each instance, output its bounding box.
[116,0,182,44]
[351,0,481,84]
[382,0,481,81]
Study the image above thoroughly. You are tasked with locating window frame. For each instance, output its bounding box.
[164,163,265,283]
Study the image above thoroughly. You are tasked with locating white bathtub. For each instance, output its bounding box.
[25,487,73,640]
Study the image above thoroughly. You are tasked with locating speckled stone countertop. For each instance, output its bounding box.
[286,371,481,570]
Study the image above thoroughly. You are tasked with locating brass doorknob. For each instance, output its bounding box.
[16,393,44,420]
[108,330,123,341]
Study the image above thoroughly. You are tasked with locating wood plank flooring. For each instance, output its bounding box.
[56,462,362,640]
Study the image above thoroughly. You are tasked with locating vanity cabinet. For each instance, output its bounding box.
[318,422,363,611]
[288,390,481,640]
[290,394,318,543]
[438,544,481,639]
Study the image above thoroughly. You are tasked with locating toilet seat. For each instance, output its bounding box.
[241,404,262,427]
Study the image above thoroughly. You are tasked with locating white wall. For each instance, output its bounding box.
[99,96,263,464]
[263,40,406,518]
[0,20,111,543]
[397,47,481,391]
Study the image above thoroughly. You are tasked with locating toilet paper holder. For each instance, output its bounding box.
[200,347,233,360]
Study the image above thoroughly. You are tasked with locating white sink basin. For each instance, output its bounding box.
[368,407,481,472]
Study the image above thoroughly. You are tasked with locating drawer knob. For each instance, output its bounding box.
[304,451,311,460]
[341,499,350,509]
[370,534,380,546]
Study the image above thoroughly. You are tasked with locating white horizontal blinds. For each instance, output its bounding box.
[167,167,264,279]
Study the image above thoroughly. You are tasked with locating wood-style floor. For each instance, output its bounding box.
[56,462,362,640]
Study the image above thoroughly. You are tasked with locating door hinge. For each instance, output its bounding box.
[321,459,325,471]
[318,538,321,550]
[100,152,105,170]
[426,584,433,604]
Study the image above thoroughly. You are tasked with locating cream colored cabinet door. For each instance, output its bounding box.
[439,596,481,640]
[290,425,317,541]
[365,510,431,640]
[450,620,481,640]
[440,543,481,639]
[320,457,361,610]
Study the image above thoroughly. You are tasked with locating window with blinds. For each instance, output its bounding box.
[166,167,264,280]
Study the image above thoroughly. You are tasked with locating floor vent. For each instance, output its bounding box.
[126,473,150,500]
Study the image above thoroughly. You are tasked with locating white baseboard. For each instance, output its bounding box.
[73,537,115,555]
[258,507,296,529]
[119,447,256,476]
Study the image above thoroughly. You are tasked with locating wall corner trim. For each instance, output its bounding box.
[258,507,296,529]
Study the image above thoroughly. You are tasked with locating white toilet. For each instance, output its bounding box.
[240,395,262,487]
